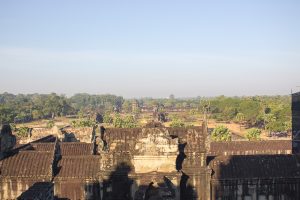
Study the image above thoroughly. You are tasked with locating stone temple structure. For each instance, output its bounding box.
[292,92,300,153]
[0,121,299,200]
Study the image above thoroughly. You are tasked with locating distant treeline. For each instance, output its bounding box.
[206,95,291,132]
[0,93,291,132]
[0,93,124,124]
[132,95,291,132]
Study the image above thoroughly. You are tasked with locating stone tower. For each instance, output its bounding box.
[0,125,16,159]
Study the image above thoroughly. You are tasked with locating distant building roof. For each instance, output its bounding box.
[55,156,100,179]
[0,151,53,178]
[32,135,57,143]
[59,142,94,156]
[209,154,300,180]
[208,140,292,156]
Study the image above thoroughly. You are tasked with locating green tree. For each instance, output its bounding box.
[113,114,138,128]
[235,112,245,131]
[264,113,276,135]
[0,106,16,124]
[16,126,30,137]
[122,100,132,113]
[113,114,123,128]
[211,125,232,141]
[246,128,261,141]
[284,121,292,132]
[103,113,113,124]
[122,115,138,128]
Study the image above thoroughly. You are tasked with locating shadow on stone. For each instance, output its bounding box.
[17,182,54,200]
[102,162,135,200]
[180,171,197,200]
[176,142,187,172]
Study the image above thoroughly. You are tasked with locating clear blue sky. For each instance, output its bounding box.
[0,0,299,98]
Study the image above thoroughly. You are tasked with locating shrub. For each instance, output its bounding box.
[246,128,261,141]
[211,125,231,141]
[113,114,138,128]
[170,118,185,128]
[47,120,55,128]
[71,119,96,128]
[9,123,17,132]
[16,126,30,137]
[103,113,113,124]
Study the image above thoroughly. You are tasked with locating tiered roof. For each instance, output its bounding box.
[55,155,100,180]
[59,142,94,156]
[0,151,53,179]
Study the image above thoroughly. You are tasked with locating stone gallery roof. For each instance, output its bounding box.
[105,128,142,137]
[31,142,56,152]
[55,156,100,179]
[32,135,57,143]
[208,140,292,156]
[209,154,300,180]
[59,142,94,155]
[13,142,56,154]
[0,151,53,178]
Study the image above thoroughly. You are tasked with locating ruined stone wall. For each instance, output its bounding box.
[18,126,62,144]
[17,126,95,144]
[62,127,95,143]
[99,125,209,200]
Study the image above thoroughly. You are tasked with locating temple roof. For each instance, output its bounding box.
[55,156,100,179]
[59,142,94,156]
[208,140,292,156]
[0,151,53,178]
[209,154,300,180]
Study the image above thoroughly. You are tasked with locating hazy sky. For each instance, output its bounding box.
[0,0,299,98]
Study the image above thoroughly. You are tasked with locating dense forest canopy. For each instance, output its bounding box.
[0,92,123,124]
[0,92,291,132]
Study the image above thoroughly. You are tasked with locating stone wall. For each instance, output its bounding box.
[0,179,53,199]
[99,124,209,200]
[61,127,95,143]
[17,126,95,144]
[211,179,300,200]
[18,126,62,144]
[54,180,100,200]
[209,154,300,200]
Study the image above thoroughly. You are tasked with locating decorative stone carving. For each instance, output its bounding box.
[132,128,178,173]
